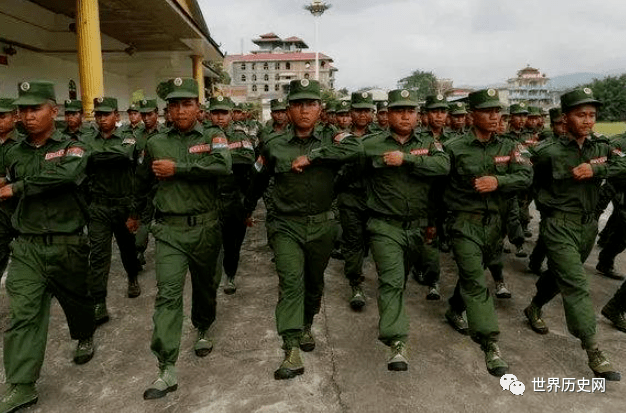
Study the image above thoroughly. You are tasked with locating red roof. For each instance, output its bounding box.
[283,36,303,42]
[226,52,333,62]
[259,32,279,39]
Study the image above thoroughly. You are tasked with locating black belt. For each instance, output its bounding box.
[454,211,500,226]
[155,210,219,226]
[21,233,86,245]
[281,211,334,224]
[545,210,595,225]
[373,215,429,230]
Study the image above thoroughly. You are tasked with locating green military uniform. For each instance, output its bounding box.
[0,98,21,279]
[363,89,450,357]
[445,89,532,376]
[119,102,145,139]
[245,79,362,379]
[61,99,95,141]
[143,78,232,399]
[83,97,142,312]
[447,101,469,140]
[1,81,95,412]
[369,101,389,133]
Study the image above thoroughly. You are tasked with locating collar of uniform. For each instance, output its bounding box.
[386,129,420,145]
[469,128,500,146]
[22,129,65,148]
[170,121,204,137]
[560,133,594,148]
[288,129,322,143]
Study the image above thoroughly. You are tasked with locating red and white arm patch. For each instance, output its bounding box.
[410,148,429,156]
[66,147,85,158]
[494,155,511,164]
[45,149,66,160]
[212,136,228,150]
[188,144,212,154]
[590,156,607,165]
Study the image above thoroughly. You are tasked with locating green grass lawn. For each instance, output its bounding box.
[595,122,626,136]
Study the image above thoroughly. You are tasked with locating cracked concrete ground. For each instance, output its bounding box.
[0,205,624,413]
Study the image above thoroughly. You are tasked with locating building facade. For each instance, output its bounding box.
[223,33,337,101]
[506,65,558,108]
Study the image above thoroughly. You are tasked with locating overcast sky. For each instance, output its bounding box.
[201,0,626,91]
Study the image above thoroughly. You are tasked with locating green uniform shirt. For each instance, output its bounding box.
[145,122,232,216]
[363,130,450,219]
[245,126,362,216]
[82,128,140,209]
[119,122,145,140]
[531,133,626,215]
[4,130,88,234]
[0,129,23,214]
[210,124,255,194]
[444,129,533,214]
[62,124,96,142]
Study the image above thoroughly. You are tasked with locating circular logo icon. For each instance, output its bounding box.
[97,97,104,103]
[20,82,30,92]
[278,98,283,103]
[173,78,183,87]
[487,89,496,97]
[383,101,388,106]
[65,99,72,105]
[520,102,526,108]
[217,96,224,102]
[362,92,368,99]
[457,102,463,108]
[142,100,147,105]
[584,87,592,95]
[400,90,410,98]
[301,79,310,87]
[342,101,348,107]
[437,94,444,101]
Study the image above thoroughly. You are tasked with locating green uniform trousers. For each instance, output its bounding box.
[219,192,248,279]
[150,213,222,367]
[338,205,368,286]
[532,214,598,344]
[0,210,17,279]
[4,234,94,384]
[88,203,141,302]
[135,195,155,254]
[447,213,502,344]
[267,214,334,347]
[368,217,428,345]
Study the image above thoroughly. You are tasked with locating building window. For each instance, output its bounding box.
[252,84,257,92]
[241,63,246,70]
[264,84,269,92]
[321,61,326,68]
[263,62,269,70]
[252,63,256,70]
[252,74,257,81]
[304,73,310,79]
[241,74,246,82]
[305,61,311,69]
[275,62,280,70]
[264,74,269,81]
[275,84,280,91]
[286,62,291,70]
[275,74,280,81]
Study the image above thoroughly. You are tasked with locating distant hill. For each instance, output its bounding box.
[546,73,605,91]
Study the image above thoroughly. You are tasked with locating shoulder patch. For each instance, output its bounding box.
[66,147,85,158]
[211,136,229,150]
[189,144,212,154]
[122,137,136,145]
[333,132,352,143]
[45,149,66,160]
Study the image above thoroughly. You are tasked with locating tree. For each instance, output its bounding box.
[397,70,437,101]
[580,74,626,122]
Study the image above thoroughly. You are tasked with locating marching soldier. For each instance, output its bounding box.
[119,102,145,139]
[0,80,95,413]
[370,101,389,133]
[61,99,94,141]
[444,89,532,377]
[448,101,468,138]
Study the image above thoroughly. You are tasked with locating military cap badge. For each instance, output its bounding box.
[362,92,368,98]
[400,90,409,98]
[217,96,224,101]
[301,79,310,87]
[174,78,183,86]
[584,88,592,95]
[487,89,496,97]
[20,82,30,92]
[437,94,444,101]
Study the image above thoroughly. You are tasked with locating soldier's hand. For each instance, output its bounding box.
[126,217,139,233]
[0,184,13,200]
[152,159,176,178]
[474,176,498,193]
[383,151,404,166]
[572,163,594,180]
[0,177,6,188]
[245,216,255,227]
[291,156,311,173]
[425,226,437,245]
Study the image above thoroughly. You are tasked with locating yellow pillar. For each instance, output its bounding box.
[76,0,104,118]
[192,55,205,104]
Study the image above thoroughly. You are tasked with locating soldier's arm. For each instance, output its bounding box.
[307,133,364,165]
[11,141,88,197]
[404,142,451,177]
[174,134,233,179]
[243,146,272,216]
[495,146,533,192]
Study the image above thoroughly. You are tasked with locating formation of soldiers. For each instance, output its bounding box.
[0,76,625,412]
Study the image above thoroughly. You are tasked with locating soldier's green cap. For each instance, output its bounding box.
[501,106,510,116]
[127,102,140,112]
[350,92,375,110]
[560,87,601,112]
[162,77,199,101]
[325,101,337,113]
[231,103,243,112]
[139,99,158,113]
[549,107,563,122]
[468,89,502,110]
[376,101,389,112]
[270,98,287,111]
[424,94,448,110]
[14,80,56,106]
[448,101,467,115]
[336,100,351,113]
[63,99,82,112]
[527,105,542,116]
[209,95,234,111]
[387,89,419,108]
[288,79,321,101]
[93,97,118,113]
[509,102,529,114]
[0,98,17,113]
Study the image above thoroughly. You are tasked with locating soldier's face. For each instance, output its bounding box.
[95,111,119,133]
[388,107,418,136]
[168,99,200,132]
[565,104,596,139]
[526,115,541,130]
[271,110,288,126]
[450,114,466,130]
[510,114,527,130]
[128,110,141,126]
[351,108,373,128]
[142,110,159,130]
[498,116,509,134]
[209,110,232,129]
[427,109,447,129]
[19,103,58,136]
[336,113,352,129]
[197,110,205,122]
[0,112,17,135]
[232,110,244,121]
[287,100,321,130]
[64,111,83,130]
[471,108,501,133]
[377,111,388,127]
[552,116,567,135]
